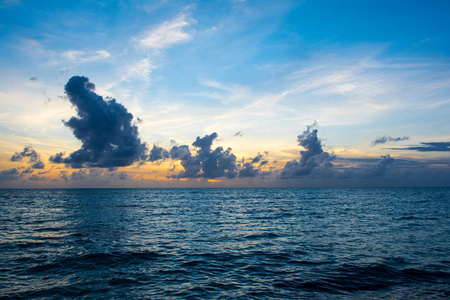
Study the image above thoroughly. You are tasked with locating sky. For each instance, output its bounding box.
[0,0,449,188]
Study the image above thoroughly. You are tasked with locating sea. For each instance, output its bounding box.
[0,188,449,299]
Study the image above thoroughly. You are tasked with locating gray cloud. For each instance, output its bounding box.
[148,144,169,162]
[234,131,243,137]
[339,155,395,179]
[281,123,335,178]
[169,133,238,179]
[251,153,263,163]
[0,168,21,181]
[238,153,269,178]
[59,171,69,182]
[371,136,409,146]
[390,142,450,152]
[28,174,50,182]
[239,162,259,178]
[11,145,45,169]
[21,167,33,174]
[50,76,147,168]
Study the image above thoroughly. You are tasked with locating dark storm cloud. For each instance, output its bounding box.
[281,123,335,178]
[169,133,238,179]
[51,76,147,168]
[0,168,21,181]
[371,136,409,146]
[390,142,450,152]
[148,145,169,162]
[11,145,45,169]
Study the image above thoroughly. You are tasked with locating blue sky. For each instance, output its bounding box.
[0,0,449,187]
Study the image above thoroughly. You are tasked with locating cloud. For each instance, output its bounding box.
[148,144,169,162]
[118,172,128,180]
[69,169,105,181]
[239,162,259,178]
[169,133,238,179]
[371,136,409,146]
[50,76,147,168]
[21,167,33,174]
[63,168,130,183]
[251,153,263,163]
[138,14,193,50]
[281,123,335,178]
[28,174,50,182]
[390,142,450,152]
[59,171,69,182]
[11,145,45,169]
[238,153,269,178]
[61,49,110,63]
[234,131,243,137]
[0,168,21,181]
[339,155,395,178]
[122,56,156,82]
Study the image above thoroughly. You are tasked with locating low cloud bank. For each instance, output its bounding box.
[282,123,395,180]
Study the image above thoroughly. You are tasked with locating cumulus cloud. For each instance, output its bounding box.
[238,153,269,178]
[11,145,45,169]
[50,76,147,168]
[371,136,409,146]
[281,123,335,178]
[169,133,238,179]
[391,142,450,152]
[148,144,169,162]
[239,162,259,178]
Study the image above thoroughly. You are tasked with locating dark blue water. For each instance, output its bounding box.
[0,188,449,299]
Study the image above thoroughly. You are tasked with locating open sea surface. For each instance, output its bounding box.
[0,188,449,299]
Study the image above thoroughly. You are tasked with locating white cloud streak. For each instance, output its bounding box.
[61,50,110,63]
[138,14,193,50]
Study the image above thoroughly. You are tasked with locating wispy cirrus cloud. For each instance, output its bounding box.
[122,56,156,82]
[61,49,110,63]
[122,13,194,82]
[138,14,194,50]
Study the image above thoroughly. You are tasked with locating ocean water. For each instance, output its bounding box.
[0,188,449,299]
